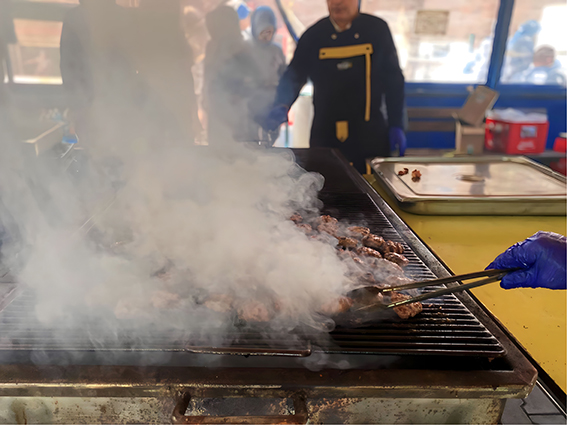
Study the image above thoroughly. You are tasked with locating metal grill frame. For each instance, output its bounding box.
[0,148,537,407]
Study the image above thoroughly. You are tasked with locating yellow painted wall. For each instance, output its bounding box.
[366,175,567,392]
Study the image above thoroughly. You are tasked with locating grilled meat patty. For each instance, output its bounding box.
[318,296,354,316]
[356,246,383,259]
[316,215,339,236]
[337,236,358,249]
[384,252,409,267]
[362,234,386,251]
[390,292,423,319]
[347,226,370,239]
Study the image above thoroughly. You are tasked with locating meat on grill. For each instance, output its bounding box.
[289,213,303,223]
[316,215,339,236]
[151,290,181,309]
[356,246,382,259]
[362,234,386,251]
[390,292,423,319]
[296,223,313,235]
[384,240,404,254]
[203,294,234,313]
[347,226,370,239]
[337,236,358,249]
[384,252,409,268]
[237,300,272,322]
[318,296,354,316]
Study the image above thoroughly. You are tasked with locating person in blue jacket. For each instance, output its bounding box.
[487,232,566,290]
[263,0,406,172]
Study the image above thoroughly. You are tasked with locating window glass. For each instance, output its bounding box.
[280,0,500,83]
[9,19,63,84]
[500,0,567,86]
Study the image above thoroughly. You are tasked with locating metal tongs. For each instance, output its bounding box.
[357,268,516,313]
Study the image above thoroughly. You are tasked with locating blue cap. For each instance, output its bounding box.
[237,3,249,20]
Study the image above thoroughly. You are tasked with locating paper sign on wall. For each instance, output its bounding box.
[414,10,450,36]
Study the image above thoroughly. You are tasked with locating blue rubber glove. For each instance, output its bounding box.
[389,127,407,157]
[486,231,567,290]
[260,105,289,132]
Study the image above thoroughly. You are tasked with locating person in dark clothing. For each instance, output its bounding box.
[60,0,136,155]
[263,0,405,172]
[203,5,259,146]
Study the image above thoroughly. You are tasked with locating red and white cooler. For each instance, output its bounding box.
[485,109,549,155]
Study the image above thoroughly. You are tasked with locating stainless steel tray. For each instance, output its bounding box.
[370,156,567,215]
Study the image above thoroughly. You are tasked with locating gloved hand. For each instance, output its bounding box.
[486,231,567,290]
[389,127,407,157]
[260,105,289,132]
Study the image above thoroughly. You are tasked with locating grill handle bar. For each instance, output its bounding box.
[379,268,516,293]
[171,392,308,424]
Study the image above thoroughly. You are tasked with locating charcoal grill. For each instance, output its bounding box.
[0,148,536,424]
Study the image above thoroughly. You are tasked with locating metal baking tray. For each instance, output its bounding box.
[370,156,567,215]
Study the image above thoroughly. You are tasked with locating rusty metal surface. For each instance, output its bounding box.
[0,395,505,424]
[171,392,308,424]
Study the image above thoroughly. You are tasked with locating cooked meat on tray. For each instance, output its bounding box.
[390,292,423,319]
[411,169,422,182]
[398,167,409,176]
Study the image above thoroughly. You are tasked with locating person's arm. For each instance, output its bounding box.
[486,231,567,289]
[377,21,405,130]
[274,34,310,109]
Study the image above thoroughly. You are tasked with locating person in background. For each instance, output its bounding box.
[487,232,566,290]
[203,5,258,145]
[519,46,566,86]
[246,6,286,143]
[128,0,200,146]
[501,20,541,82]
[262,0,406,172]
[60,0,135,153]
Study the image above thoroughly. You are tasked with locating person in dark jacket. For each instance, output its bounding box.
[263,0,405,172]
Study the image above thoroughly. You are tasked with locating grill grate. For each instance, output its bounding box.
[0,192,505,358]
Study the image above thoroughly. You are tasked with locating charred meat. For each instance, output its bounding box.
[337,236,358,249]
[318,296,354,316]
[391,292,423,319]
[384,252,410,268]
[411,169,422,182]
[356,246,383,259]
[384,240,404,254]
[289,213,303,224]
[237,300,272,323]
[296,223,313,235]
[316,215,339,236]
[347,226,370,239]
[362,234,386,251]
[398,168,409,176]
[203,294,234,313]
